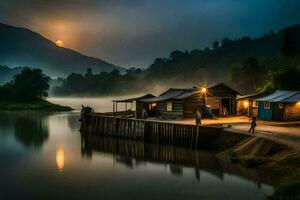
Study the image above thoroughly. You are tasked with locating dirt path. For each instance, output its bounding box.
[154,116,300,150]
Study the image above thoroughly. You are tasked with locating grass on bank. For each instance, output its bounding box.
[0,99,73,111]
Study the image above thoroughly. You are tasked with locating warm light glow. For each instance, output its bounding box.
[243,101,249,109]
[201,87,207,93]
[149,102,157,110]
[55,40,64,47]
[56,148,65,172]
[296,101,300,106]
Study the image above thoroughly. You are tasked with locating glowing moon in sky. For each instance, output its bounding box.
[55,40,64,47]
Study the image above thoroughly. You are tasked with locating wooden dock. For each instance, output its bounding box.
[80,113,245,148]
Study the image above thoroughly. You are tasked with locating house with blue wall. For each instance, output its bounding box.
[256,90,300,121]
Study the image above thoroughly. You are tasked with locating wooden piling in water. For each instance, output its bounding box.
[80,113,224,148]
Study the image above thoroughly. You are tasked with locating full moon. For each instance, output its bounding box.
[55,40,64,47]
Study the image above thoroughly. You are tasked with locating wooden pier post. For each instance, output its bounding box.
[80,114,222,149]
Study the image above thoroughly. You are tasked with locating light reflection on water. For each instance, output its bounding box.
[56,147,65,172]
[0,110,275,200]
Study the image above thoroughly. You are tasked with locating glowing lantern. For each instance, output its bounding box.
[243,101,249,109]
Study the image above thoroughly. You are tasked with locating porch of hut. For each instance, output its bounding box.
[205,83,241,116]
[112,94,155,118]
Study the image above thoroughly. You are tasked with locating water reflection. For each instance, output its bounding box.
[0,111,49,150]
[0,111,275,199]
[81,133,278,185]
[56,147,65,172]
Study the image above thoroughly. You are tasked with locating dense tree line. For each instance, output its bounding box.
[0,68,50,102]
[52,68,149,96]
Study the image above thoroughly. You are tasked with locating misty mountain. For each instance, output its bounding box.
[0,23,124,77]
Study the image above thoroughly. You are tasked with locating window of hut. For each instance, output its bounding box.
[167,101,173,112]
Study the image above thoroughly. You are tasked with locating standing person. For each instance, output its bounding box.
[248,117,256,133]
[142,108,148,119]
[195,110,202,126]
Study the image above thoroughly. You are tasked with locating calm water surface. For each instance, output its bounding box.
[0,98,274,199]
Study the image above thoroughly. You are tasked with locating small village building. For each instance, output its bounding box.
[237,92,268,117]
[141,88,203,119]
[112,94,155,118]
[206,83,241,116]
[141,83,240,119]
[256,90,300,121]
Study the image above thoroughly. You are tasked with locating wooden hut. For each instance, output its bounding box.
[256,90,300,121]
[141,83,240,119]
[237,92,268,117]
[206,83,241,116]
[112,94,155,118]
[141,88,204,119]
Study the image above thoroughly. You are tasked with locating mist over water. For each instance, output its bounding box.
[47,96,138,112]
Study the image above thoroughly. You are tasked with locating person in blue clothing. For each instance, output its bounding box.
[248,117,256,133]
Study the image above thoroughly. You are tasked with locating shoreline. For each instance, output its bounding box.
[80,113,300,175]
[0,99,73,111]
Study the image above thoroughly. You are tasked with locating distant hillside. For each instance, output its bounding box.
[145,24,300,86]
[52,24,300,96]
[0,23,124,77]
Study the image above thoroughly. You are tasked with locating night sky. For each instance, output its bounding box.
[0,0,300,68]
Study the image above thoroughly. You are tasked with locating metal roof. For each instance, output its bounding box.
[237,92,269,100]
[281,93,300,103]
[141,83,239,103]
[113,94,155,103]
[141,88,199,103]
[206,83,241,97]
[256,90,300,102]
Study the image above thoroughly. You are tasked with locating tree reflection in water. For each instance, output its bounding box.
[0,111,49,150]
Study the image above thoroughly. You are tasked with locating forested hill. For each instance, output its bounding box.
[0,23,124,77]
[145,24,300,87]
[47,24,300,96]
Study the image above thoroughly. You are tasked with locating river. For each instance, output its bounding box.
[0,98,274,199]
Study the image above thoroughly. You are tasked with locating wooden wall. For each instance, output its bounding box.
[157,100,184,119]
[272,102,284,121]
[183,94,204,118]
[80,114,248,149]
[237,100,248,116]
[285,103,300,121]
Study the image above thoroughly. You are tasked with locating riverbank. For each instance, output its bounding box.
[216,133,300,199]
[0,99,73,111]
[81,114,300,173]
